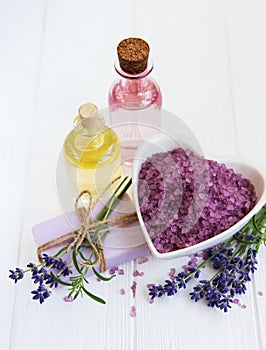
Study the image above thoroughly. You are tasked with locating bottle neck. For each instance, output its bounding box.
[109,59,162,110]
[114,59,154,80]
[74,113,105,137]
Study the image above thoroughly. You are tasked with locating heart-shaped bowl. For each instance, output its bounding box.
[132,132,266,259]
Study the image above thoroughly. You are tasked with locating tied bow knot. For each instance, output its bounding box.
[37,187,138,273]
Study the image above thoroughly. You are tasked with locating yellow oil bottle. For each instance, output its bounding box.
[64,103,121,197]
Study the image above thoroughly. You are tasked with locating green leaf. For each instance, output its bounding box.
[50,272,72,286]
[92,267,116,281]
[74,291,80,300]
[72,249,83,274]
[96,177,132,221]
[81,286,106,304]
[78,247,91,261]
[53,245,68,258]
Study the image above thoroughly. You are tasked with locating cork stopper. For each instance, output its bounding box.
[78,103,98,118]
[117,37,150,75]
[74,103,102,130]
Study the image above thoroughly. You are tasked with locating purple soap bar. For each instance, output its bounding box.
[32,197,150,275]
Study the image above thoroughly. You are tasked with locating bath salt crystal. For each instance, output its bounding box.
[133,270,145,277]
[137,256,149,264]
[131,281,137,298]
[169,268,176,279]
[109,266,118,275]
[63,296,74,303]
[130,306,136,317]
[120,288,126,295]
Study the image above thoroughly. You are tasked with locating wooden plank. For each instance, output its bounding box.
[225,1,266,349]
[0,1,46,349]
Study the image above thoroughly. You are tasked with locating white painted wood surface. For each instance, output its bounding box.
[1,1,266,349]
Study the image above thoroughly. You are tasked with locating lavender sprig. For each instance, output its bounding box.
[9,177,132,305]
[148,204,266,312]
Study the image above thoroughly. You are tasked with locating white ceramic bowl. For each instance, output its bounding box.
[132,133,266,259]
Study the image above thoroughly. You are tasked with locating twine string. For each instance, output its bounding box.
[37,187,137,273]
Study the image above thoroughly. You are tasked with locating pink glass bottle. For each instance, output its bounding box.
[108,37,162,167]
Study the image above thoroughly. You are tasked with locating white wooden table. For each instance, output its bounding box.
[1,1,266,349]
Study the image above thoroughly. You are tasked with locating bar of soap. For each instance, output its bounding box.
[32,196,150,275]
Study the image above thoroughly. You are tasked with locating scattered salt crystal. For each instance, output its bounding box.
[131,281,137,298]
[169,268,176,279]
[63,296,74,303]
[241,304,247,309]
[118,269,124,275]
[182,265,190,274]
[258,291,263,296]
[120,288,125,295]
[130,306,136,317]
[137,256,149,264]
[133,270,144,277]
[109,266,118,275]
[96,277,101,282]
[233,298,240,304]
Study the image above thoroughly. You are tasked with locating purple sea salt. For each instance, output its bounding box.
[130,306,137,317]
[182,253,200,273]
[131,281,137,298]
[63,296,74,303]
[169,268,176,280]
[137,256,149,264]
[133,270,145,277]
[138,148,257,254]
[120,288,126,295]
[109,266,118,275]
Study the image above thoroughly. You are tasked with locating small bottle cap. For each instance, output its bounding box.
[78,103,98,118]
[117,37,150,75]
[75,103,104,133]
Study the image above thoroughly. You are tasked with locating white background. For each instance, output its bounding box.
[1,1,266,349]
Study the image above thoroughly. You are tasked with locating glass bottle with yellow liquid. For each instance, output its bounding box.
[64,103,121,197]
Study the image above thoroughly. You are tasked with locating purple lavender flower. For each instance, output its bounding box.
[175,272,189,288]
[31,285,51,304]
[42,254,72,276]
[148,285,165,299]
[163,280,178,296]
[148,272,190,301]
[9,254,72,305]
[44,274,58,288]
[42,254,57,266]
[9,268,24,283]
